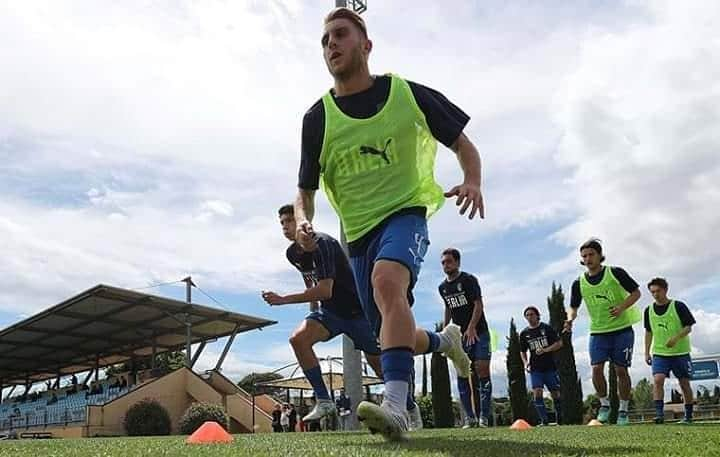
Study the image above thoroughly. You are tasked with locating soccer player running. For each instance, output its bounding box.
[439,248,490,428]
[262,204,383,423]
[564,239,642,426]
[520,306,563,425]
[644,277,696,424]
[293,8,483,440]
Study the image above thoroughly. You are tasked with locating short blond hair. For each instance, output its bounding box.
[324,7,367,38]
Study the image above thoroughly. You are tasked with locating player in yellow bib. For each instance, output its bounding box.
[643,277,696,424]
[564,239,641,425]
[293,8,484,440]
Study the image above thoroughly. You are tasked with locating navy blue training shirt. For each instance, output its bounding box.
[285,232,363,320]
[439,271,488,334]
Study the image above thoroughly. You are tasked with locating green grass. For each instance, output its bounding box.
[1,424,720,457]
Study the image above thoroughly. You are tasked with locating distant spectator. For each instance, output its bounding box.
[47,393,58,405]
[120,377,128,389]
[336,390,351,430]
[45,380,52,391]
[271,404,283,432]
[288,404,297,432]
[281,404,291,432]
[71,374,78,386]
[298,403,308,432]
[89,382,102,395]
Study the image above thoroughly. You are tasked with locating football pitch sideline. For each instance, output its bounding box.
[1,424,720,457]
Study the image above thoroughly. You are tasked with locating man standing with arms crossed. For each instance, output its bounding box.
[564,239,642,426]
[439,248,490,428]
[294,7,483,440]
[644,277,696,424]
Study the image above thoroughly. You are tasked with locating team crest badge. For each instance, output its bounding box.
[457,283,463,292]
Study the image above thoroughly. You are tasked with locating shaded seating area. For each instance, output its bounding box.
[0,284,276,435]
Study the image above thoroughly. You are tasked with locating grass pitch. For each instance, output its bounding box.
[1,424,719,457]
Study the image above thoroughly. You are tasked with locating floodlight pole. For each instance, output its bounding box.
[339,226,363,430]
[182,276,195,368]
[335,0,367,13]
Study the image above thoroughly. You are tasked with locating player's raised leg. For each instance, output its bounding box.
[289,319,337,421]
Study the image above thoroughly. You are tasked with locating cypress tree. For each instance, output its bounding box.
[430,321,454,427]
[507,318,529,421]
[422,354,428,397]
[547,282,584,424]
[608,362,619,424]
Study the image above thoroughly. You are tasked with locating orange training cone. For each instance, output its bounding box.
[186,421,234,444]
[587,419,603,426]
[510,419,532,430]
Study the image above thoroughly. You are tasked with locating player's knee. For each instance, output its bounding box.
[533,389,543,399]
[474,362,490,378]
[615,366,630,378]
[289,331,309,349]
[371,272,402,301]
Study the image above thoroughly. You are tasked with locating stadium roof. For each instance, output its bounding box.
[0,284,276,386]
[258,373,382,391]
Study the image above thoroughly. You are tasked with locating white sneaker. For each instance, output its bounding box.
[357,400,409,441]
[408,403,423,431]
[462,416,477,429]
[440,324,471,378]
[477,417,488,428]
[302,399,336,421]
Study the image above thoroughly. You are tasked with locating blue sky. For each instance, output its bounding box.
[1,0,719,397]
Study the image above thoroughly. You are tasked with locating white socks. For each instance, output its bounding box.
[436,333,452,353]
[384,380,409,413]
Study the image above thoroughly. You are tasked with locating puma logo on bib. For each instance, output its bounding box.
[359,138,392,164]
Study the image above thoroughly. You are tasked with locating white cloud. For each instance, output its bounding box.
[2,1,719,404]
[550,0,720,295]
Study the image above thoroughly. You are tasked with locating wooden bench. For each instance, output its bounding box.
[20,431,53,439]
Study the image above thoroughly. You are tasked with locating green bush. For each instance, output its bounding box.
[416,395,434,428]
[123,398,171,436]
[178,402,228,434]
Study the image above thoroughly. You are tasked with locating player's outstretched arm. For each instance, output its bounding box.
[519,350,530,372]
[294,188,317,251]
[543,339,563,353]
[262,279,334,306]
[445,132,484,219]
[611,288,641,317]
[464,297,484,344]
[563,307,578,333]
[666,325,692,348]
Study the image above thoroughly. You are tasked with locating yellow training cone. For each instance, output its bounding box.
[587,419,603,426]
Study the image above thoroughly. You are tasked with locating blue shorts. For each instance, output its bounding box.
[530,370,560,391]
[652,354,693,379]
[590,327,635,367]
[589,327,634,367]
[463,331,491,362]
[306,308,381,355]
[349,213,429,335]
